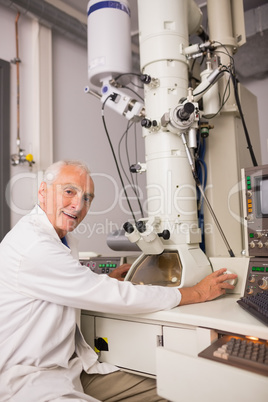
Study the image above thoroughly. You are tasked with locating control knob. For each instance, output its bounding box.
[248,275,255,283]
[264,242,268,248]
[257,241,263,248]
[258,278,268,290]
[249,241,255,249]
[246,287,254,295]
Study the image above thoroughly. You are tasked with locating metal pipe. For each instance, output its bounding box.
[15,11,20,153]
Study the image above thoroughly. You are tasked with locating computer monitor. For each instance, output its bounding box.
[255,175,268,219]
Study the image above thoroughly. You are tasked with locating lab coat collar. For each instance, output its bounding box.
[30,205,78,257]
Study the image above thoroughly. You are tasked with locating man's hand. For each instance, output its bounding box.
[109,264,131,281]
[179,268,238,306]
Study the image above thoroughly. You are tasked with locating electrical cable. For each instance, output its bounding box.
[118,120,134,183]
[209,41,258,166]
[188,58,197,87]
[113,72,141,81]
[113,72,145,90]
[124,122,144,218]
[101,95,137,223]
[213,41,235,69]
[191,40,258,252]
[15,12,21,151]
[114,72,144,89]
[230,71,258,166]
[195,133,207,252]
[118,121,144,217]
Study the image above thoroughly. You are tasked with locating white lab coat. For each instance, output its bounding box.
[0,205,181,401]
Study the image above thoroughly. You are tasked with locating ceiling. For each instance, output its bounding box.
[2,0,267,81]
[59,0,268,81]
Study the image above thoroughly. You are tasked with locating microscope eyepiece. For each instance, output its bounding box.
[177,102,195,121]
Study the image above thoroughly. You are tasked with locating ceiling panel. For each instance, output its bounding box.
[62,0,267,80]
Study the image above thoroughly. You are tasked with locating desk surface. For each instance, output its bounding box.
[84,294,268,340]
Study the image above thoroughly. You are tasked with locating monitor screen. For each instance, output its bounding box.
[255,175,268,217]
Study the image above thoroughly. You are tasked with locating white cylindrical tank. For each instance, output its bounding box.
[87,0,132,87]
[137,0,200,233]
[188,0,203,36]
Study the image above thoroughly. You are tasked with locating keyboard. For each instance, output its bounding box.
[237,291,268,326]
[198,335,268,376]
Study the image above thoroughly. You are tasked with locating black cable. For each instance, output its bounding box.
[113,72,145,90]
[118,120,135,182]
[113,72,141,81]
[213,41,257,166]
[230,71,258,166]
[124,122,144,218]
[213,41,235,70]
[203,40,258,166]
[101,95,137,222]
[118,121,144,217]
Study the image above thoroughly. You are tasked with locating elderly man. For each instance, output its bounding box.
[0,160,237,401]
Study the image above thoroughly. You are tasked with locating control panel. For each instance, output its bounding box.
[243,257,268,296]
[242,165,268,257]
[80,256,126,275]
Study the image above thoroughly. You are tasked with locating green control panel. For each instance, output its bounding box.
[244,257,268,296]
[243,165,268,257]
[80,256,126,274]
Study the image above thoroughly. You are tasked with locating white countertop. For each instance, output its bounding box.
[83,294,268,340]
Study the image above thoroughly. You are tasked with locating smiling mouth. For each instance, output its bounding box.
[63,211,78,219]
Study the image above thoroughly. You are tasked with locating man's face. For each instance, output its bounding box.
[38,165,94,238]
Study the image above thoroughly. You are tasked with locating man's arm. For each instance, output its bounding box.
[111,265,237,306]
[179,268,237,305]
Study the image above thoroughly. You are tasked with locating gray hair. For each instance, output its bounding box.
[43,160,91,186]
